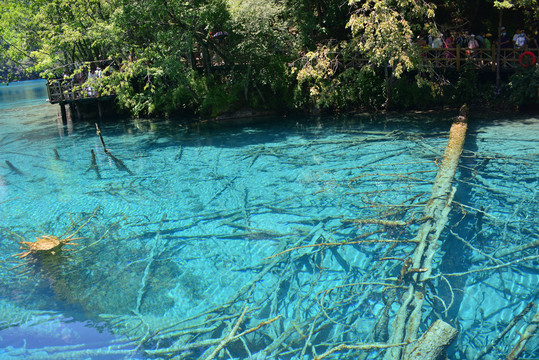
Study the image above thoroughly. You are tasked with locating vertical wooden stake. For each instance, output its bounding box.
[456,44,461,71]
[60,103,67,124]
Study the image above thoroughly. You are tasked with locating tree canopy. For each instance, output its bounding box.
[1,0,538,114]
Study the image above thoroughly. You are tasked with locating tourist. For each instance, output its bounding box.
[456,31,468,48]
[475,33,485,47]
[467,34,480,56]
[430,33,444,58]
[512,29,521,47]
[432,34,444,49]
[87,68,97,96]
[483,33,492,49]
[499,28,512,48]
[514,30,529,49]
[444,32,455,58]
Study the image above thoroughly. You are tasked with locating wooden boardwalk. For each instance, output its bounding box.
[47,78,115,122]
[46,79,106,105]
[341,46,538,71]
[47,46,537,105]
[419,46,538,71]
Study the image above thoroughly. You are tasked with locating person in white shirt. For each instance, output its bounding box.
[515,31,528,49]
[513,29,521,47]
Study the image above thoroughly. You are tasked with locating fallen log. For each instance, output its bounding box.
[406,320,458,360]
[383,105,469,360]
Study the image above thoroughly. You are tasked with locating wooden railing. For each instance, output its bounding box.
[341,46,538,71]
[46,79,102,104]
[47,47,537,104]
[420,46,538,70]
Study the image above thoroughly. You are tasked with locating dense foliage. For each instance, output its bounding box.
[1,0,538,116]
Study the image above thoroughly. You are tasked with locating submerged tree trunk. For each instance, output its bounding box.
[383,105,469,360]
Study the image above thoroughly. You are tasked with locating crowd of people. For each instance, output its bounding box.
[416,27,539,58]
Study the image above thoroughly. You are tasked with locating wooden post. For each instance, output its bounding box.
[59,103,67,124]
[46,80,53,101]
[491,44,497,72]
[97,100,103,121]
[456,45,461,71]
[69,103,76,120]
[75,103,81,120]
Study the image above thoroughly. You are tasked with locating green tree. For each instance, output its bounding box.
[224,0,299,111]
[296,0,437,110]
[94,0,298,116]
[0,0,40,82]
[347,0,436,77]
[97,0,232,115]
[0,0,118,79]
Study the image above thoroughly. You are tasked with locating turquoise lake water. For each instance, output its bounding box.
[0,81,537,359]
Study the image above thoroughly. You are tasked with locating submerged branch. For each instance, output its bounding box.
[95,123,134,175]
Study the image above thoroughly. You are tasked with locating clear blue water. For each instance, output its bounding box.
[0,81,537,359]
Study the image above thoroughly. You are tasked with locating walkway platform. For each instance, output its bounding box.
[46,79,116,122]
[46,79,114,105]
[45,46,537,118]
[335,46,538,71]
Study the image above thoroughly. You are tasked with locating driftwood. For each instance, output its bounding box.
[383,105,469,360]
[505,305,539,360]
[406,320,458,360]
[108,152,134,175]
[473,238,539,262]
[474,302,534,360]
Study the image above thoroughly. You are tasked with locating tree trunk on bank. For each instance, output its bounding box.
[496,9,503,89]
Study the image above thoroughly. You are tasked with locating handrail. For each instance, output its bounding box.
[46,78,106,104]
[420,46,539,70]
[328,46,538,71]
[47,47,538,104]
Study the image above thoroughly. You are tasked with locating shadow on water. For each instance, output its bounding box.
[75,111,458,156]
[2,249,146,359]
